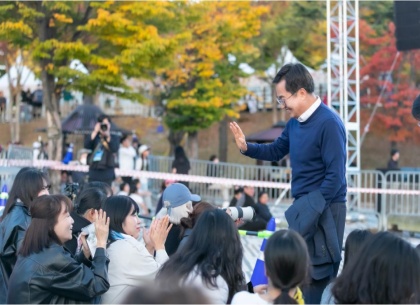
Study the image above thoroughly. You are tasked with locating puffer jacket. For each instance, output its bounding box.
[7,244,110,304]
[0,202,31,304]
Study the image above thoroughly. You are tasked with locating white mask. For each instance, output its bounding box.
[163,200,193,225]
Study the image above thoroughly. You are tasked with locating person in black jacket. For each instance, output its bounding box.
[7,194,110,304]
[239,190,271,232]
[387,149,400,170]
[64,187,107,255]
[0,167,50,303]
[171,146,191,188]
[84,114,119,186]
[254,191,273,224]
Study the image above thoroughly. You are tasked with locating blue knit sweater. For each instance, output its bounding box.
[244,103,347,204]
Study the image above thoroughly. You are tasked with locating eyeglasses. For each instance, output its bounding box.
[276,91,297,108]
[42,184,52,191]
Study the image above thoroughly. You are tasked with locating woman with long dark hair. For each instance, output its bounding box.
[232,230,309,305]
[101,196,171,304]
[332,231,420,304]
[0,167,50,303]
[156,209,245,304]
[7,194,110,304]
[321,229,372,304]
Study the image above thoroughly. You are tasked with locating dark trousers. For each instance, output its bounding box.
[302,260,341,304]
[303,202,346,304]
[302,275,331,305]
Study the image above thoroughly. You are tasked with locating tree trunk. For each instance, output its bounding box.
[5,50,23,144]
[38,6,62,162]
[12,83,21,144]
[83,95,94,105]
[5,60,16,142]
[187,131,198,159]
[167,129,185,156]
[218,116,228,162]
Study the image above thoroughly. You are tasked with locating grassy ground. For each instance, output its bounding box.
[0,110,419,169]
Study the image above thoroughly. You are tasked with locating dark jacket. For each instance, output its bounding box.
[387,159,399,170]
[7,244,109,304]
[254,203,273,223]
[229,197,238,207]
[0,202,31,303]
[243,194,257,209]
[178,228,192,249]
[64,212,91,255]
[84,134,119,183]
[285,190,342,280]
[164,224,182,256]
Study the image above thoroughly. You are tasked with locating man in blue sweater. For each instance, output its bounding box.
[230,63,347,304]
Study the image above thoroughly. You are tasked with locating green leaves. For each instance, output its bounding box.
[162,2,267,133]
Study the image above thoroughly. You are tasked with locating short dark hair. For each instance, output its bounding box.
[390,148,399,157]
[74,187,107,215]
[19,195,72,257]
[120,134,129,144]
[119,182,129,192]
[332,231,420,304]
[209,154,217,162]
[258,191,268,201]
[233,186,243,195]
[2,167,49,220]
[102,196,139,235]
[130,179,140,194]
[272,63,314,94]
[97,114,111,123]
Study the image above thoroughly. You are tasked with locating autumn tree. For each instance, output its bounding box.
[359,19,420,146]
[160,2,268,158]
[0,1,180,162]
[249,1,326,124]
[0,3,37,144]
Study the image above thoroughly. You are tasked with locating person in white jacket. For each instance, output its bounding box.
[118,135,137,184]
[101,196,172,304]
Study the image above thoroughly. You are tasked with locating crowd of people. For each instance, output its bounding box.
[1,62,420,304]
[0,166,420,304]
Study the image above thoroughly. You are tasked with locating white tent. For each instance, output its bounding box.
[0,65,41,104]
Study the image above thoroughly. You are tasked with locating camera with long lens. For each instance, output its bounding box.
[100,123,108,131]
[224,206,255,222]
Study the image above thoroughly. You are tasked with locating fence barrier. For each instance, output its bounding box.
[1,147,420,232]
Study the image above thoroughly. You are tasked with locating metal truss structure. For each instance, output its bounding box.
[327,0,361,207]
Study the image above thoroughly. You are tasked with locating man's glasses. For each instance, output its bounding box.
[42,184,52,191]
[276,91,297,108]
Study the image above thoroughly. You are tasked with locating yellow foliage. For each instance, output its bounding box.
[46,63,54,71]
[0,21,32,38]
[53,13,73,24]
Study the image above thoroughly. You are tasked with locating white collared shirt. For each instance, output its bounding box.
[298,96,322,122]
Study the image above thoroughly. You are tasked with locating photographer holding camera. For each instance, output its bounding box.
[84,114,119,186]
